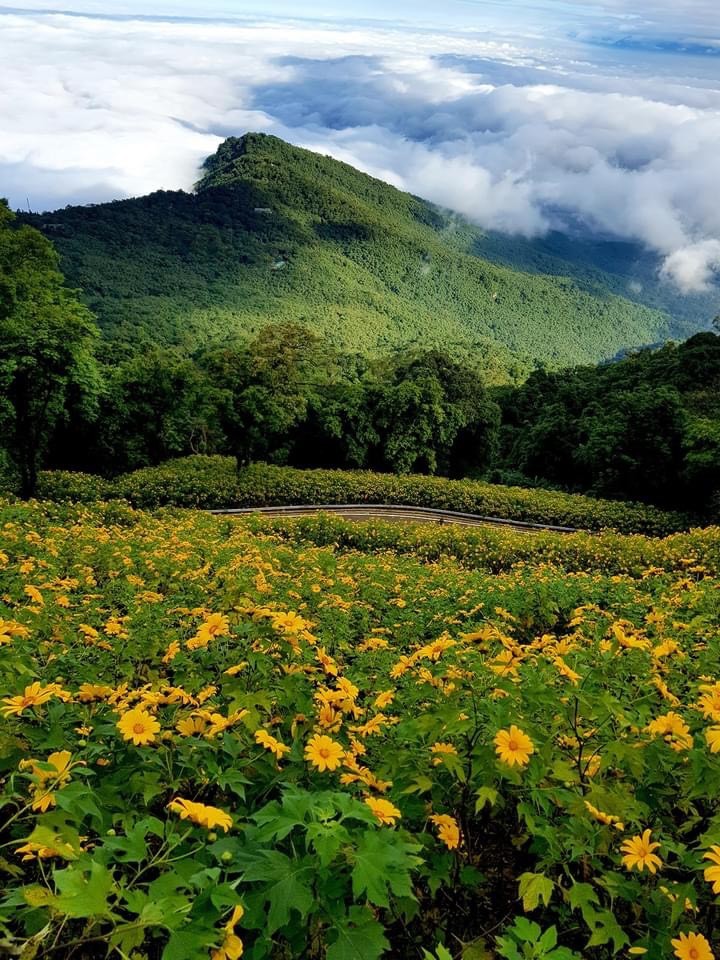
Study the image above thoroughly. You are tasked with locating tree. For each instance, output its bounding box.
[369,351,500,476]
[0,202,100,496]
[575,386,686,504]
[203,323,333,466]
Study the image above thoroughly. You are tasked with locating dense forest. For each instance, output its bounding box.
[24,133,709,381]
[39,318,718,516]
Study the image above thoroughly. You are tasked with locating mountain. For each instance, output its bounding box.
[26,133,713,379]
[470,228,719,336]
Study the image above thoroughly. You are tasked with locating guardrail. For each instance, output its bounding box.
[208,503,579,534]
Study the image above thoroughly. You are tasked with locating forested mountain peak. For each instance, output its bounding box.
[25,133,712,378]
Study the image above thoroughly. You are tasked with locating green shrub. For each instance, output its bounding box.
[38,456,692,535]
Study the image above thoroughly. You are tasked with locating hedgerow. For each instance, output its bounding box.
[37,457,691,535]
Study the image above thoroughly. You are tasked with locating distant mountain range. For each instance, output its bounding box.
[26,133,717,379]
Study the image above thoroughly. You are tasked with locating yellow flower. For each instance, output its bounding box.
[374,689,395,709]
[429,814,461,850]
[163,640,180,663]
[584,800,624,831]
[1,682,65,717]
[620,829,662,874]
[24,585,44,606]
[315,647,339,676]
[494,725,534,767]
[20,750,75,812]
[255,729,291,760]
[117,707,160,745]
[365,797,401,826]
[703,845,720,893]
[705,727,720,753]
[431,742,458,766]
[16,840,75,861]
[671,932,714,960]
[304,734,344,772]
[167,798,233,832]
[211,905,245,960]
[176,716,208,737]
[77,683,114,702]
[646,712,693,751]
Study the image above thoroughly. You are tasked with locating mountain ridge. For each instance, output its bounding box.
[25,132,712,379]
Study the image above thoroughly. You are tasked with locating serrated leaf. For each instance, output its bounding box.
[585,908,629,952]
[326,906,389,960]
[352,831,422,908]
[54,862,114,918]
[239,850,313,934]
[518,872,554,912]
[475,787,498,812]
[565,881,600,924]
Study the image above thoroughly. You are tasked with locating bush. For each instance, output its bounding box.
[36,457,692,535]
[248,513,720,577]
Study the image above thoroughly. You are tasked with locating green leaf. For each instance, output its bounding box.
[326,906,389,960]
[475,787,498,812]
[585,908,629,953]
[239,850,314,934]
[352,830,422,908]
[162,925,217,960]
[565,881,599,924]
[511,918,541,942]
[54,862,114,918]
[518,872,554,912]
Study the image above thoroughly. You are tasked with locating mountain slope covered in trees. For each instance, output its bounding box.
[26,133,706,379]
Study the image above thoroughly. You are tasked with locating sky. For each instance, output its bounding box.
[1,0,720,292]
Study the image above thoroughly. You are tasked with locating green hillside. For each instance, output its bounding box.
[28,133,690,376]
[469,228,719,337]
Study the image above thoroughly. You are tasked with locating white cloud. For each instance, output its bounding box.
[1,8,719,291]
[662,240,720,293]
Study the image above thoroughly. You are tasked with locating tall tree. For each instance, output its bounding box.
[0,202,100,496]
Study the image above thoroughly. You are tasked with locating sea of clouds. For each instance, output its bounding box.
[2,2,719,291]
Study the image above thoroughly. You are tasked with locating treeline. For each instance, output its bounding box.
[2,201,718,516]
[47,323,720,516]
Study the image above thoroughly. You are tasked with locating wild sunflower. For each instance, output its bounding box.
[255,729,291,760]
[1,682,60,717]
[167,798,233,832]
[116,707,160,745]
[494,725,535,767]
[703,845,720,893]
[365,797,401,826]
[620,829,662,874]
[670,932,714,960]
[429,814,461,850]
[304,734,344,772]
[211,904,245,960]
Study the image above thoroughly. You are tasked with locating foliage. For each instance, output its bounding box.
[0,202,100,497]
[497,333,720,510]
[0,500,719,958]
[24,133,684,376]
[39,456,691,535]
[246,513,720,578]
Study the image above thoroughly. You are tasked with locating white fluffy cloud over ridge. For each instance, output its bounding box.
[2,9,720,291]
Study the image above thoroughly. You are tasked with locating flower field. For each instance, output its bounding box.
[0,499,719,959]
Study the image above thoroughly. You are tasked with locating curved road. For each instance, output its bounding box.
[209,503,578,534]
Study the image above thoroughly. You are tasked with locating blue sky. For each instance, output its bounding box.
[1,1,719,289]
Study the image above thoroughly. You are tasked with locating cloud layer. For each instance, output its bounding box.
[2,7,719,291]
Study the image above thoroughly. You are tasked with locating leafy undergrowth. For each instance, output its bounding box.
[0,501,719,959]
[37,456,692,535]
